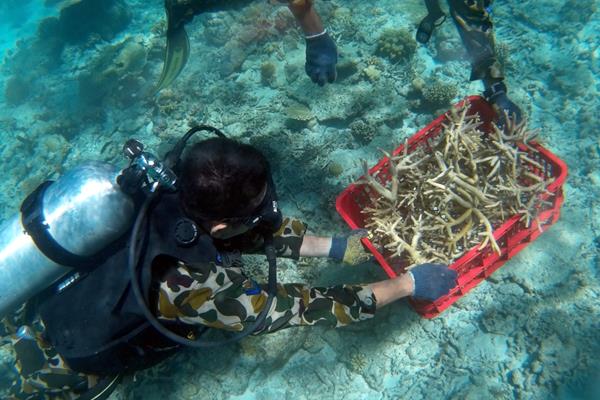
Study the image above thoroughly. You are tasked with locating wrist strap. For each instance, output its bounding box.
[305,29,327,40]
[408,271,416,296]
[328,236,347,261]
[483,81,507,101]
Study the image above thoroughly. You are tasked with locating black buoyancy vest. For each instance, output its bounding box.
[38,192,218,376]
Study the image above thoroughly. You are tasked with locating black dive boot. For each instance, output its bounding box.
[416,0,446,44]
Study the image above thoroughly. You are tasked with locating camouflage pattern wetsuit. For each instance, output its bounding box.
[0,217,376,400]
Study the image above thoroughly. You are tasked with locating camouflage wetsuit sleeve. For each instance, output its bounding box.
[213,216,308,260]
[157,260,377,334]
[447,0,503,81]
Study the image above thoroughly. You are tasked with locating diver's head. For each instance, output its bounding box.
[179,137,272,239]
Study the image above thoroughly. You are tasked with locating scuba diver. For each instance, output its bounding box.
[156,0,338,91]
[416,0,523,124]
[0,126,457,399]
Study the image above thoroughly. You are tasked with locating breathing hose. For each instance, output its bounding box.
[127,125,278,348]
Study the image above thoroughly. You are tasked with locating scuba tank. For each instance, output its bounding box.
[1,125,280,350]
[0,162,136,320]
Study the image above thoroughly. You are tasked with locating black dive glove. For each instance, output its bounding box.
[305,30,338,86]
[409,263,458,302]
[484,81,523,128]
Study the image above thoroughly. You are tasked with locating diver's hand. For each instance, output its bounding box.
[329,229,371,265]
[484,81,523,129]
[305,30,337,86]
[408,263,457,302]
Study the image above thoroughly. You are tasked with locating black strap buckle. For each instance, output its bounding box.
[483,81,507,102]
[20,181,98,269]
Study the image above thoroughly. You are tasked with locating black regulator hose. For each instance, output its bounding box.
[163,125,227,169]
[128,195,278,348]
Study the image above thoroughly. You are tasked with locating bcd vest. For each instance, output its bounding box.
[38,192,218,376]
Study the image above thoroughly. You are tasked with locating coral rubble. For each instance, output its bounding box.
[421,80,458,108]
[375,28,416,64]
[360,101,554,268]
[3,75,30,106]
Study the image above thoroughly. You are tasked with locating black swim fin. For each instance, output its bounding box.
[416,0,446,44]
[154,26,190,94]
[154,0,194,93]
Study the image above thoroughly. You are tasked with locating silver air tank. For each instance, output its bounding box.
[0,161,135,319]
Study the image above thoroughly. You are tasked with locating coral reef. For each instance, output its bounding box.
[336,59,359,81]
[347,352,368,373]
[421,80,458,108]
[55,0,130,44]
[3,75,30,106]
[495,41,511,71]
[327,161,344,177]
[559,0,597,33]
[434,37,466,63]
[284,102,315,128]
[330,6,361,42]
[260,61,277,86]
[304,86,374,123]
[3,130,71,202]
[203,16,231,47]
[349,119,377,145]
[361,65,381,82]
[216,43,249,77]
[78,37,148,108]
[360,102,553,267]
[4,0,131,73]
[375,28,416,63]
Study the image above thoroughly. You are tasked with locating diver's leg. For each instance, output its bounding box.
[447,0,501,83]
[447,0,522,123]
[6,317,94,400]
[416,0,447,43]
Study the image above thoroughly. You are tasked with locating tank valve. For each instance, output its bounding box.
[118,139,178,194]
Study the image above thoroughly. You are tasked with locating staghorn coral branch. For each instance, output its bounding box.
[359,160,397,202]
[361,100,551,267]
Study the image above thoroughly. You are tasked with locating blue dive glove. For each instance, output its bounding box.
[409,263,458,302]
[329,229,371,265]
[484,81,523,129]
[305,30,338,86]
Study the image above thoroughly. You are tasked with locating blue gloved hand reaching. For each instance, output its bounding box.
[409,263,458,302]
[305,30,337,86]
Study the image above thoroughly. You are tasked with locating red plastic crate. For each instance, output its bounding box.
[336,96,568,318]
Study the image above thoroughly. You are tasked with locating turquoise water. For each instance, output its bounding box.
[0,0,598,399]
